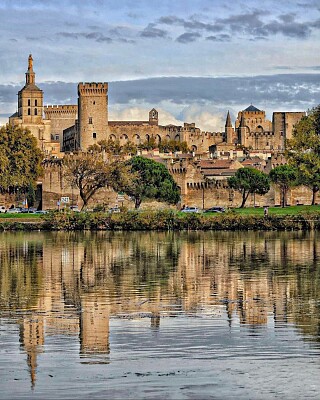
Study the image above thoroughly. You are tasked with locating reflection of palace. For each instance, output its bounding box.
[0,231,319,387]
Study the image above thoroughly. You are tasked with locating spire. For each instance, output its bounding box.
[240,113,246,128]
[25,54,35,85]
[225,110,232,128]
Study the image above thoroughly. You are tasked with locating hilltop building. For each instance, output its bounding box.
[8,55,305,156]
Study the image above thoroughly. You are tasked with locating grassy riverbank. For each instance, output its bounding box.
[1,206,320,231]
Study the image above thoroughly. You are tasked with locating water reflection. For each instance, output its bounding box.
[0,231,320,391]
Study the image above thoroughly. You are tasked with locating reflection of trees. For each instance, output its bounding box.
[0,234,43,311]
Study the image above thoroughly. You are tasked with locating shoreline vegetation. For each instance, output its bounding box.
[2,205,320,231]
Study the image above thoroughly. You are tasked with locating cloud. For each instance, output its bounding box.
[109,106,183,126]
[140,23,168,38]
[176,32,201,43]
[56,31,112,42]
[1,74,320,131]
[155,9,320,42]
[206,34,231,42]
[157,15,223,33]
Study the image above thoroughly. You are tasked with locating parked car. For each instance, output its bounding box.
[35,210,48,214]
[181,206,199,213]
[6,207,22,214]
[0,206,7,213]
[109,207,120,213]
[204,206,225,213]
[69,205,80,212]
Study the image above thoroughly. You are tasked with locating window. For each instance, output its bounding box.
[89,117,92,124]
[93,132,96,139]
[28,99,31,106]
[28,108,31,115]
[34,108,37,115]
[35,99,38,106]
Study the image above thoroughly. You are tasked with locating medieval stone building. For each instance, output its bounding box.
[6,55,313,209]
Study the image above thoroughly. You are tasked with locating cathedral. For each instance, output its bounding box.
[8,55,305,157]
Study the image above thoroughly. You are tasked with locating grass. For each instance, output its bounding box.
[0,213,41,219]
[225,205,320,216]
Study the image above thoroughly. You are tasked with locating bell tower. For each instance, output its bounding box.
[149,108,158,125]
[17,54,43,124]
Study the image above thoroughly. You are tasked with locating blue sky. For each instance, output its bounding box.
[1,0,320,130]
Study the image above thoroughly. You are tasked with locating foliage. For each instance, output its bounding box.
[0,125,43,193]
[40,209,320,232]
[63,151,130,210]
[89,139,138,156]
[227,167,270,208]
[269,165,298,207]
[287,107,320,205]
[27,182,36,207]
[118,156,180,208]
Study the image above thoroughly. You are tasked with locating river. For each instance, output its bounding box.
[0,231,319,399]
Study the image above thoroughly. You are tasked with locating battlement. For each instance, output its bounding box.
[44,105,78,115]
[78,82,108,95]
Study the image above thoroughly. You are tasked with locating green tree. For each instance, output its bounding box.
[63,151,129,210]
[269,165,298,207]
[286,108,320,205]
[227,167,270,208]
[88,139,138,156]
[119,156,180,209]
[26,182,36,208]
[0,125,43,193]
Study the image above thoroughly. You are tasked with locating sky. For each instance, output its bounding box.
[0,0,320,130]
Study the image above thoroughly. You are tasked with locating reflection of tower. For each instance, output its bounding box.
[80,294,110,358]
[19,316,44,389]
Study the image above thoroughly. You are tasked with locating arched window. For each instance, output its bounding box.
[28,108,31,115]
[28,99,31,106]
[35,99,38,106]
[34,108,37,115]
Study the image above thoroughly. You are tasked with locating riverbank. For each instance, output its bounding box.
[1,207,320,231]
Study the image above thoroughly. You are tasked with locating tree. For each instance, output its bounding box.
[118,156,180,209]
[90,139,138,156]
[269,165,298,207]
[227,167,270,208]
[63,151,129,210]
[0,125,43,193]
[286,108,320,204]
[26,183,36,208]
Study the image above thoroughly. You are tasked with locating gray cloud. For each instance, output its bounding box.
[56,31,112,42]
[140,23,168,38]
[206,34,231,42]
[176,32,201,43]
[1,75,320,120]
[158,15,223,33]
[156,10,320,41]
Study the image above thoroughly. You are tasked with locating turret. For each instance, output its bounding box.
[238,113,247,146]
[225,110,234,144]
[149,108,158,125]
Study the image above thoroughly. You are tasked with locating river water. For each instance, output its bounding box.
[0,231,319,399]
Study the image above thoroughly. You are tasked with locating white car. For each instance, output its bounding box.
[0,206,7,213]
[181,206,199,213]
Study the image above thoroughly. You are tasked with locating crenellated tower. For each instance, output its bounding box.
[78,82,108,150]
